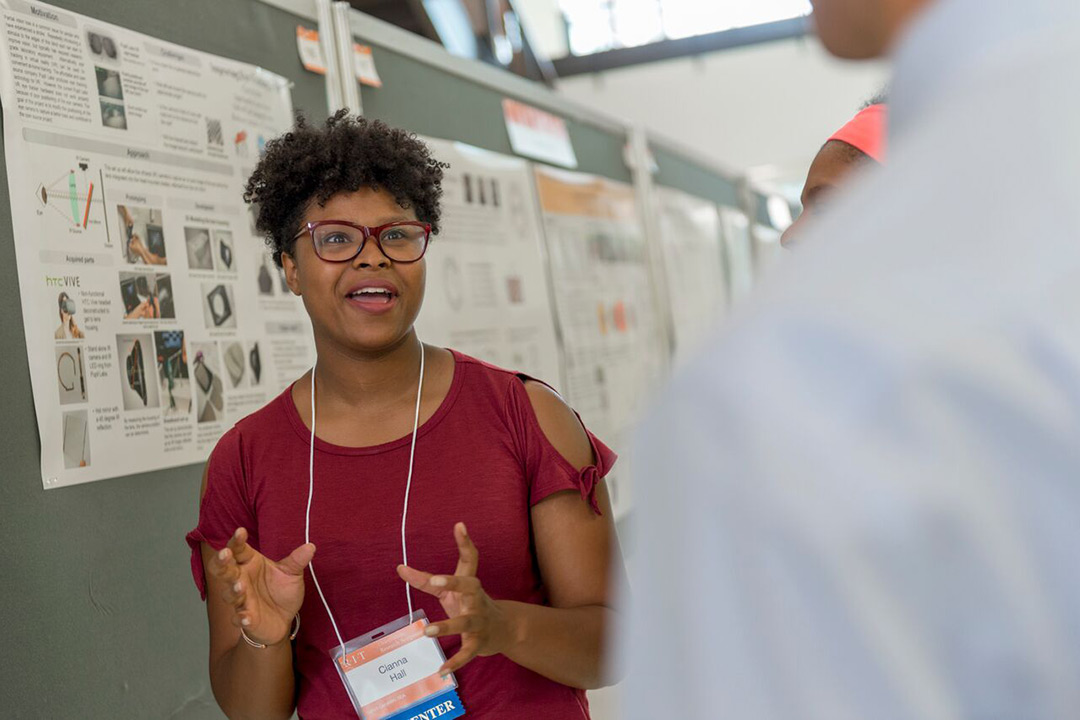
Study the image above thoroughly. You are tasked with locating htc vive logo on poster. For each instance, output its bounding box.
[46,275,81,287]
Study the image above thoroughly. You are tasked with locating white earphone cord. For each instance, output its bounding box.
[402,342,425,623]
[305,342,426,662]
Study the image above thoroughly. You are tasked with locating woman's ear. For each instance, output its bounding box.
[281,252,302,296]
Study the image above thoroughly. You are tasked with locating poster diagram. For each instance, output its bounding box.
[37,162,106,233]
[0,0,313,488]
[413,137,563,387]
[533,166,668,518]
[655,185,727,367]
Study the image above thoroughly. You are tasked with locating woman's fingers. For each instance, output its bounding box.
[226,528,256,565]
[276,542,316,576]
[395,523,479,592]
[237,606,258,630]
[222,579,247,610]
[428,574,481,595]
[397,565,481,596]
[397,564,437,594]
[453,523,478,578]
[423,614,480,639]
[439,638,480,676]
[212,546,241,585]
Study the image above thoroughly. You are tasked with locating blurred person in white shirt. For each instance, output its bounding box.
[621,0,1080,718]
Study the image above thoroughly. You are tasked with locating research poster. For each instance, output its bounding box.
[655,185,727,366]
[0,0,312,488]
[414,137,562,387]
[534,166,668,515]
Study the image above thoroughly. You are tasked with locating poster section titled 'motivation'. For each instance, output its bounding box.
[414,137,562,387]
[0,0,313,489]
[655,185,727,367]
[533,166,668,518]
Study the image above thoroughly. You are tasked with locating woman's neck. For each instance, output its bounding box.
[311,330,424,412]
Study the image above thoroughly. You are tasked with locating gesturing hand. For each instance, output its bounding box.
[397,522,512,675]
[209,527,316,647]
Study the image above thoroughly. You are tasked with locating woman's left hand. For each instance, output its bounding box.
[397,522,513,675]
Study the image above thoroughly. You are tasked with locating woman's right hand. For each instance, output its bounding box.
[208,527,316,646]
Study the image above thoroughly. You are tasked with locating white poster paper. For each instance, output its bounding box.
[502,99,577,170]
[415,137,562,387]
[0,0,312,488]
[297,25,327,74]
[352,43,381,88]
[533,166,667,518]
[655,185,727,367]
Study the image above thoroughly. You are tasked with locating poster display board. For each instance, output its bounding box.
[719,205,755,306]
[415,137,562,386]
[655,185,727,366]
[0,0,311,488]
[534,166,667,515]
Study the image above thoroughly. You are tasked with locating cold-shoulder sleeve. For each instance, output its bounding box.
[184,427,258,600]
[506,374,617,515]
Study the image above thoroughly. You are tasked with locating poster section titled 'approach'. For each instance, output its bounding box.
[654,185,728,368]
[414,137,562,387]
[0,0,313,489]
[533,166,668,518]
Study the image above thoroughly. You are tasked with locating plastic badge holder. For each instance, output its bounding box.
[331,609,464,720]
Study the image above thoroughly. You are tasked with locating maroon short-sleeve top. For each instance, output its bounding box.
[186,350,615,719]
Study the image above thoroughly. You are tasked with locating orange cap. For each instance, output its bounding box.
[828,104,887,162]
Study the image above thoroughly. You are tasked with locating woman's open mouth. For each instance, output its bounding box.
[344,282,399,314]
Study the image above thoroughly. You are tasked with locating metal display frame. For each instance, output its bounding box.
[628,125,676,368]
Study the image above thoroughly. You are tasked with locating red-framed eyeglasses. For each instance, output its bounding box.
[293,220,432,263]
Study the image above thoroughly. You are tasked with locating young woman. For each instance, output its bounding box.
[186,111,625,720]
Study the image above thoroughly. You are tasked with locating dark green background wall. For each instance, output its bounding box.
[353,40,633,184]
[0,1,326,717]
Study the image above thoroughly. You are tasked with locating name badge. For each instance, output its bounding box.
[331,610,465,720]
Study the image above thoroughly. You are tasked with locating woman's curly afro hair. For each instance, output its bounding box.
[244,110,446,266]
